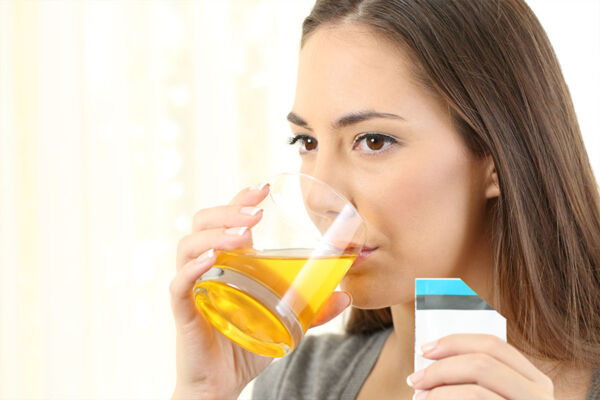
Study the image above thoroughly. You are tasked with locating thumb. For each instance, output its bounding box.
[310,291,352,328]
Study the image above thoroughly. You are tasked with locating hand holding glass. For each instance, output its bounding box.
[193,173,366,357]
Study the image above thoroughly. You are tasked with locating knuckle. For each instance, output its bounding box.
[437,334,452,346]
[168,278,179,297]
[542,375,555,394]
[176,234,191,254]
[468,353,493,377]
[482,334,500,352]
[192,209,208,231]
[177,235,190,253]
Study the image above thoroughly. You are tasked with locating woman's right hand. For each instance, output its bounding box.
[169,183,353,400]
[170,183,271,400]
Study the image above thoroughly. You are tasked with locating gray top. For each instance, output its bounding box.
[252,327,600,400]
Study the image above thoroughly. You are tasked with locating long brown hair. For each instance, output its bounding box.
[301,0,600,368]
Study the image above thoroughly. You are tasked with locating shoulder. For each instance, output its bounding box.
[252,328,392,400]
[588,368,600,400]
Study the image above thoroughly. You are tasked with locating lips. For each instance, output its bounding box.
[359,245,377,252]
[333,242,377,266]
[353,246,378,264]
[343,242,376,253]
[344,242,371,253]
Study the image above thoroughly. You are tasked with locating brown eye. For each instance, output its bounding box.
[304,137,318,151]
[288,135,318,154]
[366,136,384,150]
[354,133,397,154]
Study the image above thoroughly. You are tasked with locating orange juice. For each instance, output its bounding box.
[194,248,356,357]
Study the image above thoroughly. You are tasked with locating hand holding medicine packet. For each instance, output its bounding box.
[414,278,507,372]
[409,279,558,399]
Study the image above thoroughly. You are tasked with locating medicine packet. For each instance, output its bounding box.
[414,278,506,374]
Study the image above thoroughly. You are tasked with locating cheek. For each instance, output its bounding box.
[383,144,479,275]
[344,146,482,308]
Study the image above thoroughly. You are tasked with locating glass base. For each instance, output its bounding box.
[193,267,304,358]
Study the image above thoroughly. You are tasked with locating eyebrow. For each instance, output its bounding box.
[286,110,405,131]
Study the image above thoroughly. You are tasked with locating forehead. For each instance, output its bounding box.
[295,23,422,115]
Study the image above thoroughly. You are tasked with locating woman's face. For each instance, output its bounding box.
[289,23,498,308]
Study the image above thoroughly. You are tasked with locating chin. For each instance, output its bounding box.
[340,273,413,309]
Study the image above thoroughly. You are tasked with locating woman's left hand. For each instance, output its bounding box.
[407,334,555,400]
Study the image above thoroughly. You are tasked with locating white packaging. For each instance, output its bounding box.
[414,278,507,373]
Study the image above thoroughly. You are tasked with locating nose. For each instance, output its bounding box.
[301,174,344,224]
[299,174,366,252]
[301,156,350,219]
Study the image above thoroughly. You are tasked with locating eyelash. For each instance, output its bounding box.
[287,133,398,155]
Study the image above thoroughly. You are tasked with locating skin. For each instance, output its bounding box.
[170,22,591,399]
[170,185,350,400]
[292,23,497,309]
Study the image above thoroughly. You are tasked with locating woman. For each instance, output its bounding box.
[170,0,600,398]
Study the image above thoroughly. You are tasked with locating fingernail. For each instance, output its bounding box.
[342,291,352,307]
[196,249,215,262]
[249,182,269,191]
[406,369,425,387]
[344,292,353,306]
[412,391,429,400]
[240,206,262,216]
[421,340,438,355]
[225,226,248,236]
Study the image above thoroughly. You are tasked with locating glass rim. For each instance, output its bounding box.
[266,171,366,228]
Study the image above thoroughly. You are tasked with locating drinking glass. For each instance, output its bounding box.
[193,172,366,357]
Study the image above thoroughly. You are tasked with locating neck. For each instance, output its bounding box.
[388,303,416,375]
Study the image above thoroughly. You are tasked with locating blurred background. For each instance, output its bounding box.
[0,0,598,399]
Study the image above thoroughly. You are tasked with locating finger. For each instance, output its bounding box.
[169,249,217,328]
[176,227,253,270]
[192,204,264,232]
[422,384,504,400]
[228,182,270,206]
[192,182,269,232]
[310,291,352,328]
[421,334,551,387]
[409,353,545,399]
